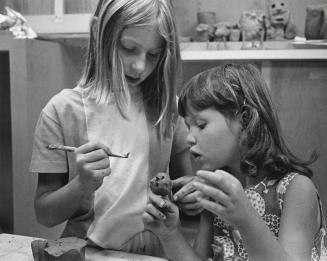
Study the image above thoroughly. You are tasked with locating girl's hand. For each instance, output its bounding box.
[172,176,205,216]
[193,170,253,228]
[143,193,180,240]
[75,141,111,195]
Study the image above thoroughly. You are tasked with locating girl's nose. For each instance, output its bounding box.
[186,132,196,147]
[131,54,146,74]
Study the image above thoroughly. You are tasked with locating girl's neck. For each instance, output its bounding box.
[245,169,268,188]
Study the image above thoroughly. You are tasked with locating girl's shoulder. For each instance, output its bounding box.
[248,173,318,212]
[47,87,83,106]
[43,87,84,113]
[276,173,317,200]
[254,173,316,194]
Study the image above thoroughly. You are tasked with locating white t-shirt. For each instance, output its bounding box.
[29,86,188,254]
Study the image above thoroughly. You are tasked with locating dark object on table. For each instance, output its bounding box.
[31,237,87,261]
[150,172,172,197]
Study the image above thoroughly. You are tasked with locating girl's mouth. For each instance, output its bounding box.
[125,75,140,85]
[190,150,202,161]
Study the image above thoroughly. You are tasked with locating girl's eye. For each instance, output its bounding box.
[198,123,206,130]
[122,45,136,52]
[147,52,160,60]
[183,120,190,130]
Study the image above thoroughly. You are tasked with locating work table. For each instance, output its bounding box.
[0,233,167,261]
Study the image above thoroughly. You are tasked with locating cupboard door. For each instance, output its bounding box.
[270,61,327,216]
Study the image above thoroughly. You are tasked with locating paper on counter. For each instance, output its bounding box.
[0,7,37,39]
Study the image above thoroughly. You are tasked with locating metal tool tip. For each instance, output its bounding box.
[46,144,57,150]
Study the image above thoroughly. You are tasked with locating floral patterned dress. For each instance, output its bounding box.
[212,173,327,261]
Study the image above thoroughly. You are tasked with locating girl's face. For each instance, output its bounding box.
[184,105,242,173]
[118,25,164,87]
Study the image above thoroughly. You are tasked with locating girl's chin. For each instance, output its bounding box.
[197,163,217,172]
[198,163,227,172]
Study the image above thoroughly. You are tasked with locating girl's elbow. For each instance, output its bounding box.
[34,203,60,227]
[34,210,57,227]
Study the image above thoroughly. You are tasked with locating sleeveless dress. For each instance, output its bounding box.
[212,173,327,261]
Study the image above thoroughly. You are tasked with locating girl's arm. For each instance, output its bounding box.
[277,174,320,259]
[143,195,212,261]
[34,141,111,227]
[35,172,93,227]
[194,170,320,261]
[160,211,213,261]
[238,175,319,261]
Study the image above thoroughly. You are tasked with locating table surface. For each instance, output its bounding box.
[0,233,168,261]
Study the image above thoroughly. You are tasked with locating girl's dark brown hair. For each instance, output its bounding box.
[178,63,317,178]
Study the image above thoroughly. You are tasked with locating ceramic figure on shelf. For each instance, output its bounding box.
[196,11,216,41]
[305,4,327,40]
[266,0,297,40]
[196,23,211,41]
[214,22,232,42]
[239,10,265,49]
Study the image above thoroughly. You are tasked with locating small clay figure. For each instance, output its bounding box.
[239,10,265,48]
[196,23,211,41]
[150,172,172,197]
[266,0,297,40]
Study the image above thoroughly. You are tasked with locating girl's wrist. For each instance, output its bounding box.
[74,175,94,198]
[158,226,181,242]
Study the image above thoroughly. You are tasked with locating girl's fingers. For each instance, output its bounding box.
[181,207,204,216]
[176,190,207,205]
[142,212,155,224]
[178,201,202,210]
[145,203,166,220]
[172,176,191,188]
[83,157,110,170]
[76,141,112,159]
[93,168,111,178]
[77,149,110,163]
[196,170,234,195]
[149,193,167,209]
[173,176,205,201]
[148,194,177,215]
[193,181,229,207]
[197,197,225,216]
[175,190,198,203]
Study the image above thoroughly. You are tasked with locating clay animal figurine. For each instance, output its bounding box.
[196,23,211,41]
[214,22,232,42]
[266,0,297,40]
[149,172,172,198]
[239,10,265,48]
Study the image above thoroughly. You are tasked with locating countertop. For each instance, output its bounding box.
[180,41,327,61]
[0,233,167,261]
[1,33,327,61]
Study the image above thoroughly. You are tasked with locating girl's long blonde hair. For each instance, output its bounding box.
[79,0,181,137]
